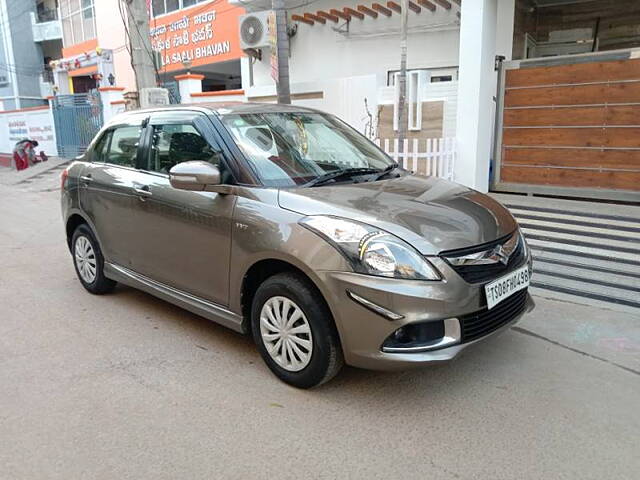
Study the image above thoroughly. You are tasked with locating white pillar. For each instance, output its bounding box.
[175,74,204,103]
[98,87,125,123]
[46,96,59,157]
[54,70,71,95]
[454,0,498,192]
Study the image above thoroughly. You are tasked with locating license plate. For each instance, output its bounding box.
[484,265,530,310]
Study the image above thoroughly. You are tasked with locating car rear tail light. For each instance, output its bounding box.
[61,168,69,191]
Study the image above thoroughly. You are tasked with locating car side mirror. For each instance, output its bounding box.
[169,161,223,192]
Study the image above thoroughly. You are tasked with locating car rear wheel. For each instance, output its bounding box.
[251,273,343,388]
[71,224,116,295]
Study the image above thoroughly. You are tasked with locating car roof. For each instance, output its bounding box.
[110,101,322,120]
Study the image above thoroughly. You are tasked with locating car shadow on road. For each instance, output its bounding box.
[110,282,526,403]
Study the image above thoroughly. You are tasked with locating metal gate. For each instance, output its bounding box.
[493,49,640,202]
[52,92,104,158]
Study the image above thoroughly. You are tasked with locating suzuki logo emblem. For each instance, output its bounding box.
[493,245,510,265]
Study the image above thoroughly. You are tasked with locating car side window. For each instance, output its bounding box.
[105,126,142,168]
[91,130,113,163]
[147,123,220,174]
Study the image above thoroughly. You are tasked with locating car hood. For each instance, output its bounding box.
[278,174,517,255]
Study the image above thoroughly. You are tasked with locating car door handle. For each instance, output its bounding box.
[80,175,93,183]
[134,187,152,198]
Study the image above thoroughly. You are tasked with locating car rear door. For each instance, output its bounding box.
[126,110,236,306]
[79,115,150,268]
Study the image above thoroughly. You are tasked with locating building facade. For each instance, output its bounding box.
[218,0,638,201]
[234,0,468,139]
[0,0,62,110]
[26,0,640,201]
[51,0,244,97]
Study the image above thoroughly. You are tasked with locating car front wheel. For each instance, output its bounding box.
[251,273,343,388]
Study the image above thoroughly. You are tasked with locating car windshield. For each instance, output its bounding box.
[220,111,394,187]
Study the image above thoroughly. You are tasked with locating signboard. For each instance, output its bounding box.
[149,0,243,73]
[0,108,57,156]
[268,10,278,82]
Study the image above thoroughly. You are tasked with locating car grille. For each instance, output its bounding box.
[459,289,528,343]
[441,233,526,284]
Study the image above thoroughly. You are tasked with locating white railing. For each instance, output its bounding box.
[375,137,455,181]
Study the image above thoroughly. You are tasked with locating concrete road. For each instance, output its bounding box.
[1,166,639,480]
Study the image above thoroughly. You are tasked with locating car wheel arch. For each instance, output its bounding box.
[66,213,89,250]
[65,211,104,255]
[239,258,342,343]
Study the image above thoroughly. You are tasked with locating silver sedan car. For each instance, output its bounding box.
[61,103,534,388]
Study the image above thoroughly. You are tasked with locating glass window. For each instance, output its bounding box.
[153,0,205,17]
[221,112,393,187]
[92,130,113,163]
[387,67,459,86]
[166,0,180,13]
[106,126,142,167]
[147,124,219,173]
[82,7,95,40]
[71,13,82,44]
[60,0,95,46]
[152,0,165,16]
[60,0,70,16]
[62,17,73,45]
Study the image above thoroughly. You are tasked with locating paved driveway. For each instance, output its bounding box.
[1,167,638,479]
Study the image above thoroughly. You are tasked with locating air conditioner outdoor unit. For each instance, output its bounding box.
[140,88,170,109]
[239,11,272,50]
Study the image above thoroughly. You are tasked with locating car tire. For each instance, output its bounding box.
[71,224,116,295]
[251,272,344,388]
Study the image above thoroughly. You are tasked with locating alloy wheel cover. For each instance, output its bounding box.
[259,296,313,372]
[74,236,97,284]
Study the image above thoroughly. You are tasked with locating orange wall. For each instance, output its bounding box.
[62,39,98,59]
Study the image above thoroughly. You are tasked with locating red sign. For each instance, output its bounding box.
[149,0,244,73]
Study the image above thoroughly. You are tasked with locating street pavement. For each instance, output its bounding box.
[1,165,639,479]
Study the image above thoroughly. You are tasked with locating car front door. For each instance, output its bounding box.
[128,110,235,306]
[79,116,149,269]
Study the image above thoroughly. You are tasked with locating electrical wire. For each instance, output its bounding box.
[120,0,183,102]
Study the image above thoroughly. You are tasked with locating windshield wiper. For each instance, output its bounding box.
[374,162,399,181]
[304,167,381,187]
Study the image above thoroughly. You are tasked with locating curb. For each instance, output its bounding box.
[0,157,72,186]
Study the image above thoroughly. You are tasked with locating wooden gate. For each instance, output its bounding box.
[493,50,640,202]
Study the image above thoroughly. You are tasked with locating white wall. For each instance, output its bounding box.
[425,81,458,138]
[247,0,460,88]
[242,0,460,134]
[0,107,58,156]
[246,74,381,134]
[95,0,137,92]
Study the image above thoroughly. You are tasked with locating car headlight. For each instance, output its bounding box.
[519,228,533,271]
[518,229,529,257]
[300,216,441,280]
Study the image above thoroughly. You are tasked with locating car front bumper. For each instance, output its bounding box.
[316,257,535,371]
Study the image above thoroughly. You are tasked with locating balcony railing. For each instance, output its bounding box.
[30,12,62,42]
